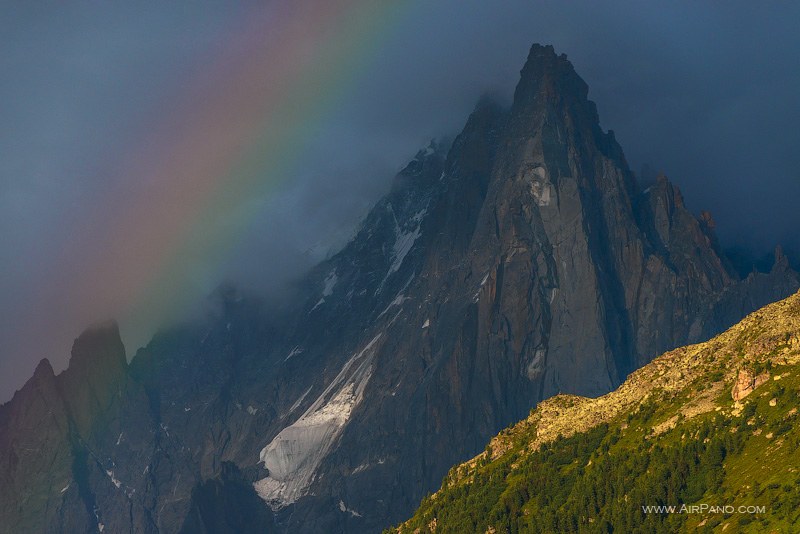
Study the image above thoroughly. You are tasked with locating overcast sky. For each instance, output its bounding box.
[2,1,799,401]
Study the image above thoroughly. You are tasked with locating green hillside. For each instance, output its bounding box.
[389,291,800,533]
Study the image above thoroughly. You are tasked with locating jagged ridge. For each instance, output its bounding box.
[1,44,798,533]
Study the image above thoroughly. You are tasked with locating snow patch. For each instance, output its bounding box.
[380,206,428,289]
[285,346,303,361]
[473,272,491,302]
[255,334,382,509]
[106,470,122,489]
[311,297,326,312]
[311,271,339,312]
[288,386,314,415]
[60,483,70,494]
[116,432,123,446]
[93,507,102,532]
[390,224,422,275]
[387,309,404,327]
[247,405,258,415]
[422,319,430,329]
[322,270,338,297]
[352,463,370,474]
[378,275,414,318]
[378,293,410,318]
[548,287,559,304]
[339,499,363,517]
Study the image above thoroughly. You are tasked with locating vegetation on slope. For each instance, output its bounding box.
[389,291,800,533]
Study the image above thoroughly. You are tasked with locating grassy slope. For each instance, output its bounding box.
[389,291,800,533]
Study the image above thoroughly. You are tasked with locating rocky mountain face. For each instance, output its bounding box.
[392,289,800,533]
[1,44,797,534]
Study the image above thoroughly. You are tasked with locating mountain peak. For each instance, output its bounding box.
[68,319,126,373]
[58,320,128,437]
[4,357,58,407]
[524,43,568,67]
[2,41,799,534]
[509,43,607,158]
[514,43,589,106]
[31,358,55,381]
[391,138,446,193]
[773,245,789,272]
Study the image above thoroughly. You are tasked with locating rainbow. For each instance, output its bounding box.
[60,0,412,342]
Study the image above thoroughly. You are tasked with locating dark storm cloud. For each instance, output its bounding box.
[0,2,253,399]
[232,0,800,286]
[2,1,799,400]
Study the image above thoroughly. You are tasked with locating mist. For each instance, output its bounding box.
[2,1,799,401]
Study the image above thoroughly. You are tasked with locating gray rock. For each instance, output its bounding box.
[1,43,797,534]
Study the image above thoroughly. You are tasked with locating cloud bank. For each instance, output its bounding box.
[1,1,799,400]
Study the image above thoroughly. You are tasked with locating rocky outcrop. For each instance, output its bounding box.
[731,369,771,401]
[1,44,798,533]
[392,289,800,533]
[0,322,153,533]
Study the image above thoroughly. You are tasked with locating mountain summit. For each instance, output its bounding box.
[1,44,797,533]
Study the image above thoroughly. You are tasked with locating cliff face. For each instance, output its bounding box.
[1,44,797,534]
[392,289,800,533]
